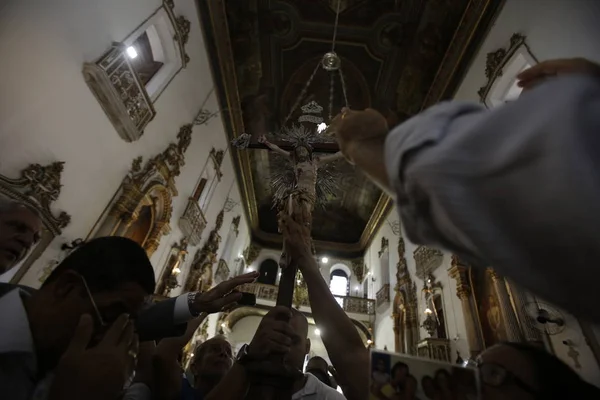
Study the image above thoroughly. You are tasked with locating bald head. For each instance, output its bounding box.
[0,199,42,273]
[191,335,233,384]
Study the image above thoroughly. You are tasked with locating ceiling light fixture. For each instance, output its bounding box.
[126,46,138,59]
[321,257,329,264]
[315,328,321,336]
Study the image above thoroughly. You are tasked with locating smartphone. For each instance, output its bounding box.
[237,292,256,306]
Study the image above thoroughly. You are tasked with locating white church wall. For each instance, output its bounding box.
[366,207,469,359]
[0,0,250,286]
[454,0,600,102]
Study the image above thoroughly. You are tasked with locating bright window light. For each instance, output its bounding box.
[317,123,327,133]
[126,46,138,59]
[329,275,347,296]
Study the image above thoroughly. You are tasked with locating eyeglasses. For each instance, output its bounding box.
[80,275,107,327]
[478,362,538,395]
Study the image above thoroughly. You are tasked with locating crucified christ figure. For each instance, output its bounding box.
[258,134,344,268]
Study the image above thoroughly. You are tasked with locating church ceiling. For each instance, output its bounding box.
[198,0,504,257]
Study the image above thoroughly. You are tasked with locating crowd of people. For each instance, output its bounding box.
[1,56,600,399]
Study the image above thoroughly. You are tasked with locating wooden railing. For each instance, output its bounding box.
[239,282,375,315]
[376,283,390,308]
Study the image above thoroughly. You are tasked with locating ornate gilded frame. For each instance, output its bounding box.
[478,33,538,107]
[87,124,193,257]
[1,162,71,284]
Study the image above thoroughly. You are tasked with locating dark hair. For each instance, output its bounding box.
[391,361,409,377]
[308,356,329,370]
[501,342,600,399]
[43,236,155,294]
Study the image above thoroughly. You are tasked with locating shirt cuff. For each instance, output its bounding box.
[173,293,193,324]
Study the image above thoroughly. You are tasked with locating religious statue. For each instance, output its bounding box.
[232,100,344,269]
[258,125,343,268]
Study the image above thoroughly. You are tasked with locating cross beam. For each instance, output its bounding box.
[246,140,340,154]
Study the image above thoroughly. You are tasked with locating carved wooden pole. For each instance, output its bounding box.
[449,256,484,358]
[487,268,523,342]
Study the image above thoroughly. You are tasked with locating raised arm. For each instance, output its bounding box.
[259,135,291,157]
[281,214,368,400]
[317,151,345,165]
[331,59,600,323]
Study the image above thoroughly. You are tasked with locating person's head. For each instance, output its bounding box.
[421,376,437,399]
[190,336,233,386]
[0,198,42,274]
[434,369,452,390]
[478,342,600,400]
[306,356,332,387]
[27,236,155,367]
[307,356,328,375]
[391,362,409,386]
[286,308,310,370]
[293,145,312,163]
[375,358,386,372]
[406,375,417,395]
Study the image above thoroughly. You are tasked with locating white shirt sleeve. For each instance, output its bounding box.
[173,293,193,324]
[384,74,600,322]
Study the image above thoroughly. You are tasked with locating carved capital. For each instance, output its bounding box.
[449,256,471,299]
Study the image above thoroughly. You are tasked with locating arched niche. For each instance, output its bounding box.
[93,180,173,258]
[86,124,192,258]
[257,258,279,285]
[1,162,71,284]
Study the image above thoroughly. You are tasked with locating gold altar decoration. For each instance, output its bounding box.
[94,124,193,257]
[393,237,419,354]
[1,162,72,283]
[351,258,366,283]
[449,255,484,357]
[156,238,189,296]
[243,242,262,266]
[184,209,225,292]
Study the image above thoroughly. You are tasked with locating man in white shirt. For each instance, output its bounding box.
[328,58,600,322]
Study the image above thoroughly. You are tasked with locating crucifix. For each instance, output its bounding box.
[229,1,349,397]
[232,101,345,399]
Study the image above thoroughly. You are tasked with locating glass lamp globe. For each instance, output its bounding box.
[322,52,341,71]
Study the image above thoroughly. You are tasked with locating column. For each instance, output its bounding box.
[488,269,523,342]
[449,257,484,358]
[505,279,542,343]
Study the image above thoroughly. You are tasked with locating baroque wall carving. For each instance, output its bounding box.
[184,210,225,292]
[1,162,71,283]
[94,124,193,257]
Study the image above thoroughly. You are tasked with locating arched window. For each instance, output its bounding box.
[257,259,279,285]
[329,269,349,306]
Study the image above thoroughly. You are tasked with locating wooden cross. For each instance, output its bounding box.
[245,139,340,154]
